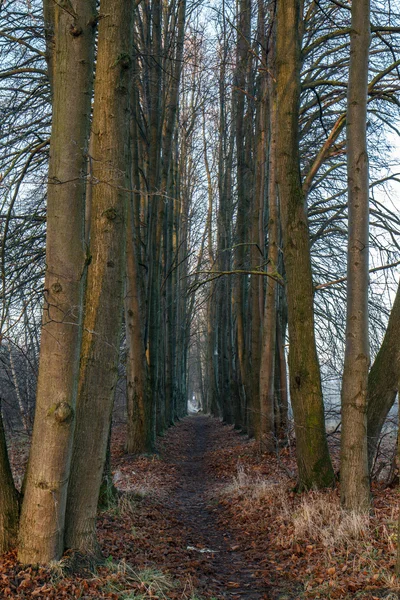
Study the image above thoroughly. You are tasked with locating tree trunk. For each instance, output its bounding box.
[276,0,334,490]
[251,0,267,442]
[259,54,277,451]
[234,0,251,414]
[18,0,96,564]
[340,0,371,512]
[366,278,400,470]
[64,0,133,553]
[0,408,19,553]
[125,206,153,454]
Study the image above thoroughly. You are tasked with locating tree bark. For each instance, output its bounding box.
[64,0,133,553]
[340,0,371,511]
[18,0,96,564]
[276,0,334,490]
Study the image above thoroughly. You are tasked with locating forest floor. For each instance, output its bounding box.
[2,415,400,599]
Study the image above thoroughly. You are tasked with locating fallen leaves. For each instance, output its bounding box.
[2,417,400,599]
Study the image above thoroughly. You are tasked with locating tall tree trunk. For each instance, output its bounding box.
[340,0,371,511]
[251,0,267,441]
[216,27,234,426]
[18,0,96,564]
[65,0,133,553]
[161,0,186,430]
[234,0,251,413]
[276,0,334,490]
[259,48,277,450]
[146,0,163,441]
[125,44,154,454]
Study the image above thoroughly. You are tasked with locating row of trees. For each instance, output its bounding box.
[0,0,400,567]
[0,0,195,563]
[189,0,400,507]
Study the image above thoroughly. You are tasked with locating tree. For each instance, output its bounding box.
[340,0,371,511]
[18,0,96,564]
[275,0,335,490]
[259,3,277,450]
[65,0,134,553]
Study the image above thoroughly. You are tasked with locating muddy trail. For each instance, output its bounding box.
[163,416,268,599]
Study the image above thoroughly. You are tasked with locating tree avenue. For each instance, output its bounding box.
[0,0,400,581]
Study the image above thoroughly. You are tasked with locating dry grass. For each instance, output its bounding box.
[222,467,400,598]
[101,562,177,599]
[113,468,167,499]
[222,465,289,509]
[292,492,370,550]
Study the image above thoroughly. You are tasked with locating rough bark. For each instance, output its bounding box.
[18,0,96,564]
[340,0,371,511]
[276,0,334,490]
[64,0,133,553]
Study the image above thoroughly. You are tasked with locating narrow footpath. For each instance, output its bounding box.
[107,415,300,599]
[165,416,268,599]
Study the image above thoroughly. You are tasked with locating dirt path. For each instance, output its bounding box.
[162,416,270,599]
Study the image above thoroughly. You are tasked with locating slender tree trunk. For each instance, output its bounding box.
[64,0,133,553]
[259,53,277,450]
[276,0,334,490]
[340,0,371,512]
[125,206,153,454]
[276,317,289,440]
[251,1,267,442]
[234,0,251,411]
[146,0,163,441]
[125,44,155,454]
[0,407,19,553]
[18,0,96,564]
[161,0,186,430]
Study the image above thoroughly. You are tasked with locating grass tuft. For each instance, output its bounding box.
[293,492,370,550]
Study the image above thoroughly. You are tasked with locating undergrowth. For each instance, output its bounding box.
[221,466,400,599]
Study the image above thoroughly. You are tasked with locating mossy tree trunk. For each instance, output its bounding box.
[64,0,133,554]
[276,0,334,490]
[18,0,96,564]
